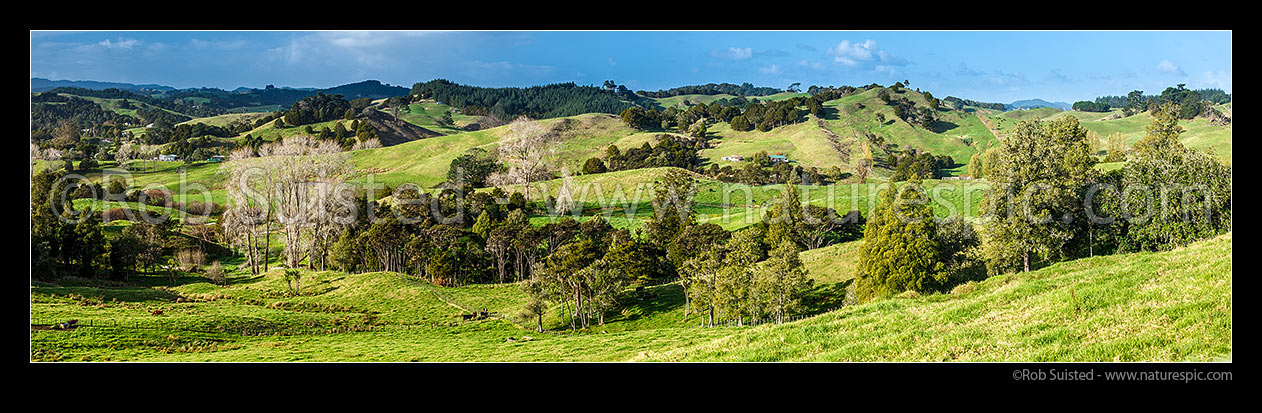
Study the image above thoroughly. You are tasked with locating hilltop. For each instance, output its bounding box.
[31,77,177,93]
[1006,98,1071,111]
[983,105,1232,164]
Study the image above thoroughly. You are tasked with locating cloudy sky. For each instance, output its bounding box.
[30,30,1231,104]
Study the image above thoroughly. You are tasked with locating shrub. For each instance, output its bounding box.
[176,249,206,272]
[950,281,978,295]
[206,262,227,286]
[72,183,98,200]
[581,157,607,175]
[101,207,137,222]
[141,189,171,207]
[895,290,921,299]
[106,180,127,201]
[174,200,222,216]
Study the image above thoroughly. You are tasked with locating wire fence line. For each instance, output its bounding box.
[29,317,528,337]
[28,318,377,336]
[691,309,839,329]
[32,275,831,337]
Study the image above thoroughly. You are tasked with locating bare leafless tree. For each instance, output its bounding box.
[487,116,558,202]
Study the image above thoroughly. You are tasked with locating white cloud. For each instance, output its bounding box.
[826,39,907,69]
[98,38,139,49]
[828,39,875,66]
[759,64,782,75]
[956,62,985,77]
[797,60,824,70]
[1046,69,1071,83]
[712,47,753,60]
[190,38,247,50]
[1156,59,1187,76]
[608,57,616,66]
[1203,70,1231,91]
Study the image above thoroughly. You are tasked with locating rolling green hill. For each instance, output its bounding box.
[31,228,1229,362]
[983,107,1232,164]
[818,87,999,176]
[637,232,1232,362]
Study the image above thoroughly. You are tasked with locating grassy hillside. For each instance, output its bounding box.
[984,107,1231,164]
[29,266,733,361]
[33,229,1229,362]
[652,94,739,109]
[350,113,643,188]
[819,87,999,176]
[53,93,191,126]
[177,112,267,128]
[377,101,484,135]
[703,115,844,170]
[636,232,1232,362]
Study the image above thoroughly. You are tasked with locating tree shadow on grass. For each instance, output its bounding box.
[611,283,686,323]
[31,282,184,303]
[928,120,960,134]
[820,107,841,121]
[801,279,852,316]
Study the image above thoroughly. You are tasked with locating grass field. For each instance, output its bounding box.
[30,229,1230,362]
[29,267,735,362]
[177,112,267,128]
[378,101,484,135]
[636,232,1232,362]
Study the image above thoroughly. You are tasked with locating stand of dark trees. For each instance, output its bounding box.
[602,134,705,172]
[1072,101,1111,112]
[891,151,955,181]
[31,95,138,131]
[410,79,640,121]
[636,82,783,98]
[1093,86,1231,119]
[942,96,1006,111]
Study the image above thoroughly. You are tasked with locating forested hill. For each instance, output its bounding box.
[409,79,643,121]
[31,77,176,93]
[35,80,410,118]
[636,82,784,98]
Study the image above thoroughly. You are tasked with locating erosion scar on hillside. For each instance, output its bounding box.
[816,118,851,164]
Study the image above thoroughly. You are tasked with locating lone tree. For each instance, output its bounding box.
[849,177,945,304]
[979,117,1096,274]
[487,116,558,202]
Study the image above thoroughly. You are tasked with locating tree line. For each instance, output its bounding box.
[1093,85,1231,119]
[848,102,1231,304]
[635,82,784,98]
[410,79,639,121]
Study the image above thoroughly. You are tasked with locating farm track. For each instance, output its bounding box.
[817,118,852,165]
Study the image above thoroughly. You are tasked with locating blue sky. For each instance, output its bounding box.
[29,30,1231,104]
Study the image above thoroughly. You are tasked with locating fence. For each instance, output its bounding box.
[28,318,365,337]
[693,309,841,329]
[28,317,501,337]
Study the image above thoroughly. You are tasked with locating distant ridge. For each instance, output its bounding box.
[31,77,176,93]
[32,78,407,98]
[1005,98,1071,111]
